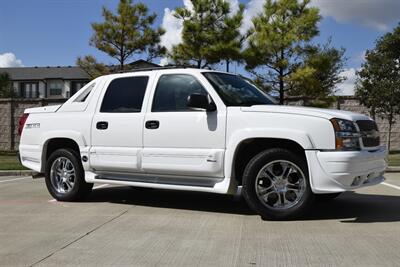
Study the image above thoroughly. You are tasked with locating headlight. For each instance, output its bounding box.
[330,118,360,151]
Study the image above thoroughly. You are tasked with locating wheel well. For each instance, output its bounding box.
[232,138,306,185]
[42,138,80,172]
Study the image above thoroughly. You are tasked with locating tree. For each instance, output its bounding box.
[244,0,321,104]
[76,55,110,79]
[90,0,165,70]
[171,0,244,69]
[0,72,13,98]
[355,24,400,151]
[288,41,346,107]
[355,51,381,121]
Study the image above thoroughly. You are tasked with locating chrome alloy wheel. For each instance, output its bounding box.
[50,157,76,194]
[255,160,306,210]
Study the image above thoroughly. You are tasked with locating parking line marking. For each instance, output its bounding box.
[48,184,109,202]
[382,182,400,191]
[0,177,30,183]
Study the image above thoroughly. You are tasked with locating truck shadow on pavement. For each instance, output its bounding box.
[86,187,400,223]
[305,192,400,223]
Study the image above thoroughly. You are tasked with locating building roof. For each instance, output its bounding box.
[109,59,160,72]
[128,59,160,68]
[0,66,89,80]
[0,60,160,81]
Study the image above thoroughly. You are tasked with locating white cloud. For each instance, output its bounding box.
[228,0,240,16]
[351,50,366,65]
[335,68,358,96]
[311,0,400,32]
[159,57,172,66]
[0,53,24,67]
[160,0,244,53]
[182,0,194,11]
[159,8,184,52]
[240,0,264,35]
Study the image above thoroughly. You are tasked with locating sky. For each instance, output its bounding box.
[0,0,399,95]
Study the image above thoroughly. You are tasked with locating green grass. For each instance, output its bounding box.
[0,153,27,170]
[388,152,400,167]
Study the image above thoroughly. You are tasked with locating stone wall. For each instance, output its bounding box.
[0,98,65,151]
[0,96,397,152]
[0,100,12,151]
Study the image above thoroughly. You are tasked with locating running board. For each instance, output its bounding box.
[95,172,223,188]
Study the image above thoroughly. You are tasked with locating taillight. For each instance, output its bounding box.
[18,113,29,136]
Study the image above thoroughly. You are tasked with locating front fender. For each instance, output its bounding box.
[224,128,314,180]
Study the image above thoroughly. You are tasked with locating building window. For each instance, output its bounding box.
[70,81,88,97]
[48,80,63,97]
[20,82,39,98]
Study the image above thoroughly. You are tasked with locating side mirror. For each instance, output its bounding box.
[187,93,216,112]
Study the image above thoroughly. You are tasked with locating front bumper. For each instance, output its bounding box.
[306,146,387,193]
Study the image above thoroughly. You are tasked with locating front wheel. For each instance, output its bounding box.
[45,149,93,201]
[242,148,314,220]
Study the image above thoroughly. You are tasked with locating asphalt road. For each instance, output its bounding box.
[0,174,399,267]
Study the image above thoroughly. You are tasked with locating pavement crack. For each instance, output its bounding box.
[30,209,129,267]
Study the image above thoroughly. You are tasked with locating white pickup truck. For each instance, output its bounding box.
[19,68,387,219]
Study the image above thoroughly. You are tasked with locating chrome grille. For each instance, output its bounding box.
[356,120,380,147]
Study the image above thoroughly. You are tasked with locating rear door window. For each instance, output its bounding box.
[100,76,149,113]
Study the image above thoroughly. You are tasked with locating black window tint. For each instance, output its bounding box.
[152,74,207,112]
[203,72,275,106]
[100,76,148,113]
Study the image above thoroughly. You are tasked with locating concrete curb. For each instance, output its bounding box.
[0,170,37,177]
[385,167,400,172]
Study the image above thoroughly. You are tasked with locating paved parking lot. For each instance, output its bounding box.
[0,174,399,267]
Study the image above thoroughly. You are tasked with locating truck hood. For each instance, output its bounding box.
[241,105,371,121]
[25,105,61,114]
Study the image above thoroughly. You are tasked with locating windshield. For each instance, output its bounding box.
[202,72,275,106]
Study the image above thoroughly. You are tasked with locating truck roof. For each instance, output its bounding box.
[101,66,230,79]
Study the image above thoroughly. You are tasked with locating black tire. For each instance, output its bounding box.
[315,192,342,201]
[242,148,314,220]
[45,149,93,201]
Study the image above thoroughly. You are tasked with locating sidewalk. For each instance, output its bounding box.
[0,170,38,177]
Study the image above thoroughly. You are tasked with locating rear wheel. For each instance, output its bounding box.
[242,148,314,220]
[45,149,93,201]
